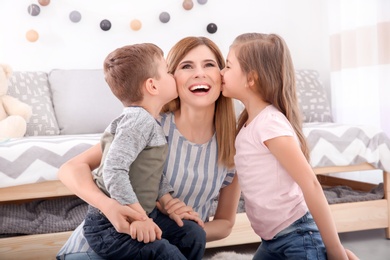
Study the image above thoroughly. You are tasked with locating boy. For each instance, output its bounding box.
[83,43,203,259]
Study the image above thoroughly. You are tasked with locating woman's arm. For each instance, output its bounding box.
[58,144,103,206]
[204,174,241,242]
[57,143,145,234]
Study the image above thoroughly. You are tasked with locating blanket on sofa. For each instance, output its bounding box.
[2,123,389,189]
[0,134,100,188]
[304,122,390,172]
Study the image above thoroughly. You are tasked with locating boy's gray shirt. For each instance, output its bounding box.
[94,107,173,214]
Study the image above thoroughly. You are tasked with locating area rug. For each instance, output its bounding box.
[209,251,253,260]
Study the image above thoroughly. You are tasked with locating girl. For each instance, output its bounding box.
[221,33,358,260]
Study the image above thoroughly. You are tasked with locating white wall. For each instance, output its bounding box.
[0,0,331,87]
[0,1,384,184]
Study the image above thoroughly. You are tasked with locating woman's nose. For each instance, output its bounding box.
[194,67,206,78]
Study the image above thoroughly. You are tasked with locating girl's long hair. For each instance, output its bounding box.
[233,33,310,161]
[162,36,236,168]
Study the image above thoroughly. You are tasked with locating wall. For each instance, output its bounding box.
[0,0,331,87]
[2,0,383,184]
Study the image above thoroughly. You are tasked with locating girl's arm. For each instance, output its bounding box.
[204,174,241,242]
[57,143,145,234]
[266,136,351,260]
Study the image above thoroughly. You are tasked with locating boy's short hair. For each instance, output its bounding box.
[104,43,164,104]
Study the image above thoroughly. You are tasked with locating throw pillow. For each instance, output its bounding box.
[49,69,123,135]
[7,71,60,136]
[296,69,333,123]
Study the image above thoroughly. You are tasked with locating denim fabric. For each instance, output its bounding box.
[253,212,327,260]
[83,206,205,260]
[62,251,103,260]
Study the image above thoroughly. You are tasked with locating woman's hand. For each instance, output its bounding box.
[100,198,147,235]
[157,195,203,227]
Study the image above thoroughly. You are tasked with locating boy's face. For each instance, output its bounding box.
[156,56,178,103]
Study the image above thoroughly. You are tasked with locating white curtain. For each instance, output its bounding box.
[328,0,390,136]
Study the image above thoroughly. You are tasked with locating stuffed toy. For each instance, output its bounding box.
[0,64,32,138]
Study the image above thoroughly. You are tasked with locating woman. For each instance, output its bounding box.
[56,36,241,259]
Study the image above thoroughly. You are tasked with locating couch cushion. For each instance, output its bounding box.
[49,69,123,135]
[296,70,333,123]
[8,71,60,136]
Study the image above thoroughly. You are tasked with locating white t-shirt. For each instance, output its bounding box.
[235,105,307,240]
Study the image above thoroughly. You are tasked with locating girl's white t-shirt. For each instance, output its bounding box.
[235,105,307,240]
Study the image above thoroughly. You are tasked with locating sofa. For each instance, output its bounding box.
[0,69,389,259]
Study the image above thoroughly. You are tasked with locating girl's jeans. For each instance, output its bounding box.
[82,206,205,260]
[253,212,327,260]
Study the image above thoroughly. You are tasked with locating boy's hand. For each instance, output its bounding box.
[129,217,162,243]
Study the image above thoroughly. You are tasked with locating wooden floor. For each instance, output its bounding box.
[204,228,390,260]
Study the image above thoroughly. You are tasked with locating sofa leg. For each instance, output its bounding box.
[384,171,390,239]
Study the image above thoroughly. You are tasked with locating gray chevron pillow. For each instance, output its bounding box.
[296,70,333,123]
[8,71,60,136]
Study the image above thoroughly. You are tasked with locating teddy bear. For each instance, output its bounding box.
[0,64,33,138]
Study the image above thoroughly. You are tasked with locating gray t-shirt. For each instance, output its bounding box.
[94,106,171,214]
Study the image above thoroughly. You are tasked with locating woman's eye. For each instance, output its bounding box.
[181,64,192,69]
[205,62,216,68]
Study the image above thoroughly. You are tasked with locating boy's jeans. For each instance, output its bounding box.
[83,206,205,260]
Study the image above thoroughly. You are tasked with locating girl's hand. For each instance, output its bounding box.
[129,218,162,243]
[327,247,359,260]
[345,248,359,260]
[101,198,147,235]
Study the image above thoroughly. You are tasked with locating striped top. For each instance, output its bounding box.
[57,112,235,258]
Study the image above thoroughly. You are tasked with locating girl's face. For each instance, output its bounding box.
[173,45,222,109]
[221,47,247,101]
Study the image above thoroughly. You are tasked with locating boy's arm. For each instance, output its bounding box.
[157,174,174,200]
[103,117,146,205]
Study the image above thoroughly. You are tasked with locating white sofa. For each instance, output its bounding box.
[0,69,389,259]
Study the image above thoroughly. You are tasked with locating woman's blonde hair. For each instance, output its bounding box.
[232,33,310,161]
[162,36,236,168]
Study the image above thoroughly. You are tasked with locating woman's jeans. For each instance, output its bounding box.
[81,206,205,260]
[253,212,327,260]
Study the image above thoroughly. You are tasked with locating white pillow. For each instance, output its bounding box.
[49,69,123,135]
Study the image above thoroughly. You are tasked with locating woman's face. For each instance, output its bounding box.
[173,45,222,109]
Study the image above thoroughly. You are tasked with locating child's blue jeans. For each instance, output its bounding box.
[83,206,205,260]
[253,212,327,260]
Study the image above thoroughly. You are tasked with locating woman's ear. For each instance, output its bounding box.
[144,78,159,96]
